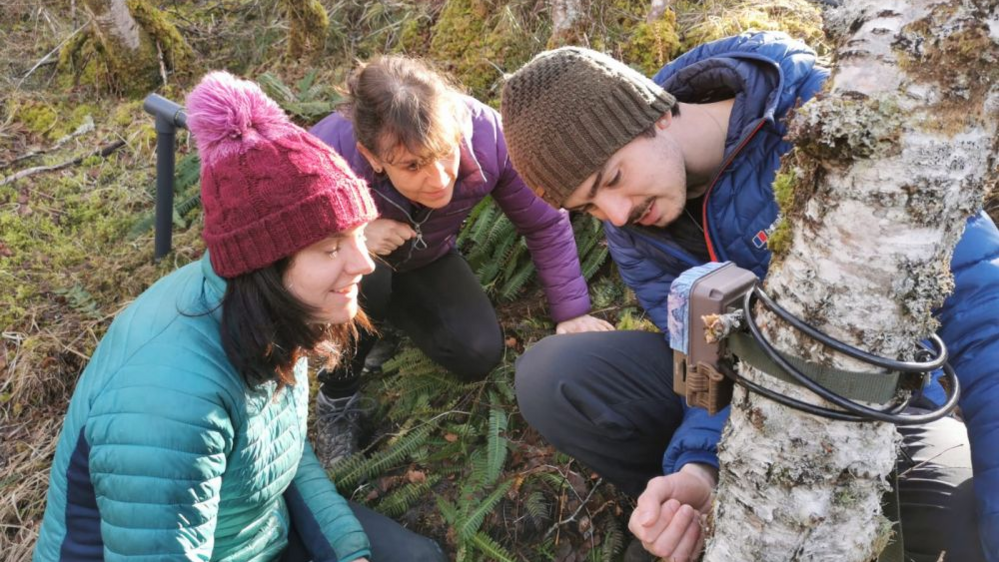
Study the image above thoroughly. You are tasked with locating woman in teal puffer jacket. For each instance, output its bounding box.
[33,72,445,562]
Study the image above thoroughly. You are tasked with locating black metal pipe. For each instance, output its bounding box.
[143,94,188,260]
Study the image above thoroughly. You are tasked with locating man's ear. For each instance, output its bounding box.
[356,142,382,172]
[655,111,673,131]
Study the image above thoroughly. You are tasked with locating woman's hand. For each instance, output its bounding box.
[365,218,416,256]
[627,464,717,562]
[555,314,615,334]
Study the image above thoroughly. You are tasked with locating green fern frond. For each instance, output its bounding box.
[127,214,156,240]
[387,391,431,423]
[257,71,337,121]
[175,154,202,190]
[524,491,549,527]
[175,193,202,217]
[130,154,203,239]
[535,537,557,560]
[488,226,519,265]
[467,199,500,247]
[501,238,528,277]
[457,197,495,248]
[476,260,502,287]
[599,515,625,562]
[498,260,536,300]
[325,451,368,489]
[530,471,569,492]
[467,448,490,486]
[375,474,442,517]
[575,225,601,258]
[486,215,517,247]
[492,369,516,404]
[467,213,508,264]
[458,479,514,540]
[436,496,461,526]
[331,423,433,489]
[486,407,508,484]
[143,153,200,196]
[257,72,296,103]
[581,244,609,281]
[381,346,435,374]
[470,531,516,562]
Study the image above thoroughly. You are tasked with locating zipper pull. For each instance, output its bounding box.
[412,224,428,251]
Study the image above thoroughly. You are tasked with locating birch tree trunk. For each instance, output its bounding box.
[704,1,999,560]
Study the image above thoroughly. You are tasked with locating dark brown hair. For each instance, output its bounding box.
[219,257,370,389]
[342,55,467,164]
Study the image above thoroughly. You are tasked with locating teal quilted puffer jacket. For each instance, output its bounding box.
[34,254,370,562]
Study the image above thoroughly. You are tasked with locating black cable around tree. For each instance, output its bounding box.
[724,285,960,425]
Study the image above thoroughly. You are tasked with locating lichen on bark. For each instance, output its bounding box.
[703,0,999,560]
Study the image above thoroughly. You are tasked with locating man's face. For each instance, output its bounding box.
[562,116,688,228]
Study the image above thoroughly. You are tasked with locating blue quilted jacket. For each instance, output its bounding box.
[34,254,369,562]
[606,32,999,555]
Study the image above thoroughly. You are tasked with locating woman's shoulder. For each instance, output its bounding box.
[85,262,241,396]
[461,95,500,128]
[308,111,357,153]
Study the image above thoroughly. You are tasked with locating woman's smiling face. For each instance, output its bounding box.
[283,225,375,325]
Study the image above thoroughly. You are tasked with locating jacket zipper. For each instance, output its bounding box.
[701,118,767,262]
[372,190,434,266]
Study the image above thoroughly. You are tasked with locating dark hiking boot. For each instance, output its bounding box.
[315,391,375,469]
[362,330,401,374]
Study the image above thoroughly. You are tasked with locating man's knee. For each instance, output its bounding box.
[515,335,574,428]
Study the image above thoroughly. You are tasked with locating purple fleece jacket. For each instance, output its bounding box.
[309,96,591,323]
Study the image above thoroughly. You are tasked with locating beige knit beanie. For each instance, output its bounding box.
[501,47,676,207]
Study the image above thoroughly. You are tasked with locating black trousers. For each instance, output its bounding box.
[281,501,445,561]
[321,250,504,388]
[515,331,986,562]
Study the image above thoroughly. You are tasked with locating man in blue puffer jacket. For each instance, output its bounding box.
[500,32,996,561]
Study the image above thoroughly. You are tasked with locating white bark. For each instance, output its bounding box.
[550,0,585,36]
[648,0,669,22]
[704,1,999,560]
[88,0,143,50]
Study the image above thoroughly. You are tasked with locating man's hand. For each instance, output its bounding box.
[555,314,615,334]
[364,218,416,256]
[628,463,717,562]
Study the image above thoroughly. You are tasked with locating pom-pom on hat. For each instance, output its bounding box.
[185,71,377,278]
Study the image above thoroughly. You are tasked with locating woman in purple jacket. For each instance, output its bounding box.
[308,55,613,467]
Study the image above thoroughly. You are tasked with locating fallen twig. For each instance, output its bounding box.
[1,140,125,186]
[3,116,95,169]
[544,477,603,539]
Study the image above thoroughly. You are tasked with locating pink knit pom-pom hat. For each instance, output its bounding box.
[185,71,377,278]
